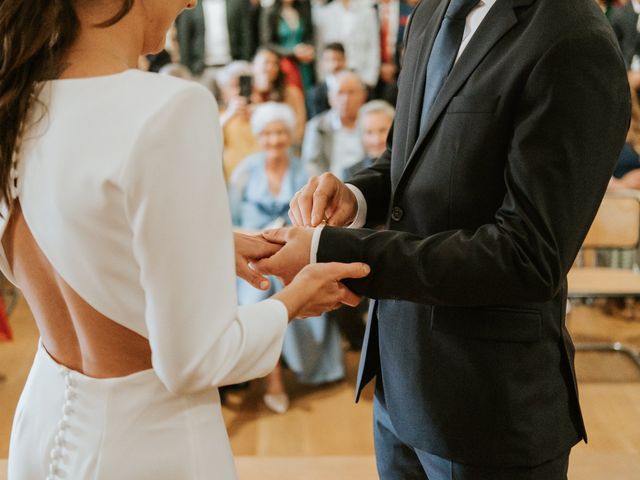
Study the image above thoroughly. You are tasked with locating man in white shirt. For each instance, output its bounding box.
[314,0,381,87]
[176,0,257,75]
[372,0,415,105]
[257,0,631,478]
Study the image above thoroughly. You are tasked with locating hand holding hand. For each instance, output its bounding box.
[289,173,358,227]
[273,262,371,319]
[234,232,282,290]
[254,227,314,285]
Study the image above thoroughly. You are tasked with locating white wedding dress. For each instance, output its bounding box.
[2,70,288,479]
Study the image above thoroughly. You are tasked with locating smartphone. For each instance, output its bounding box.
[239,75,253,101]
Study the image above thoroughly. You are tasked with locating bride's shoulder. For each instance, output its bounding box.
[123,70,219,120]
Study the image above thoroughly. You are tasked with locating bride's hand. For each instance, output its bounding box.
[273,262,370,320]
[234,232,283,290]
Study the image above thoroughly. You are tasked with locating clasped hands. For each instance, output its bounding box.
[234,174,365,319]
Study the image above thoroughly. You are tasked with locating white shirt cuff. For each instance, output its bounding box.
[309,185,368,264]
[346,184,367,229]
[310,225,325,264]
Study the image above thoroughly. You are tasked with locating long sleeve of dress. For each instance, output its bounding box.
[121,84,288,395]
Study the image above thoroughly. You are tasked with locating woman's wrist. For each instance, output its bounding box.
[272,287,303,321]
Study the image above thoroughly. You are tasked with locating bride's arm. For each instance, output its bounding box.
[122,84,288,394]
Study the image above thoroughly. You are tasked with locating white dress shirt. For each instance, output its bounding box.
[311,0,497,262]
[313,0,381,86]
[203,0,232,66]
[379,0,401,62]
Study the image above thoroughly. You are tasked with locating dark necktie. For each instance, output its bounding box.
[419,0,481,134]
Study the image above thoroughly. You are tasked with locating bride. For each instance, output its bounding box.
[0,1,369,479]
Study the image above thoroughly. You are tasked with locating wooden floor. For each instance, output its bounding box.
[1,297,640,479]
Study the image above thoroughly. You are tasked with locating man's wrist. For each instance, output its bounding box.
[345,184,367,229]
[309,225,325,264]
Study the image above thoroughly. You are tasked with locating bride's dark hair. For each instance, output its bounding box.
[0,0,133,209]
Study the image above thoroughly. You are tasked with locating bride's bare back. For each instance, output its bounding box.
[4,202,151,378]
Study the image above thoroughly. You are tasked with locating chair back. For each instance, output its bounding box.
[582,194,640,250]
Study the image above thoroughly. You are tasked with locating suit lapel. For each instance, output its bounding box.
[401,0,519,182]
[403,0,450,163]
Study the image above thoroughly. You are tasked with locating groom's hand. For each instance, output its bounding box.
[234,232,283,290]
[289,173,358,227]
[254,227,314,285]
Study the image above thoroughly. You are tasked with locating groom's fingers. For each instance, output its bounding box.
[237,263,271,291]
[289,195,304,226]
[327,201,354,227]
[262,228,288,245]
[329,262,371,281]
[311,175,340,226]
[339,284,362,307]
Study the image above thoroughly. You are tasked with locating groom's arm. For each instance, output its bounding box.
[345,122,394,228]
[316,32,631,306]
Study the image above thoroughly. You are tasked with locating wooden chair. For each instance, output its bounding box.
[567,191,640,369]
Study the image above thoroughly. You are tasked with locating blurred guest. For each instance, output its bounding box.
[229,103,345,413]
[598,0,627,17]
[158,63,194,80]
[138,50,172,73]
[313,0,380,88]
[609,83,640,191]
[346,99,395,178]
[216,61,261,179]
[307,42,347,118]
[371,0,414,105]
[253,46,307,143]
[260,0,316,94]
[302,70,367,178]
[610,0,640,68]
[176,0,257,76]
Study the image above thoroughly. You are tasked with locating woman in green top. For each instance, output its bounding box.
[260,0,316,95]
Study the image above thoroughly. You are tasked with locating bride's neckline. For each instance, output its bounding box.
[49,69,138,83]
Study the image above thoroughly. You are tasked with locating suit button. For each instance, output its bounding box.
[391,206,404,222]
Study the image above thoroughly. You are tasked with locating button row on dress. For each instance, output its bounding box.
[47,372,75,479]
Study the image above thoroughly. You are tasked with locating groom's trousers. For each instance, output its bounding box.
[373,381,570,480]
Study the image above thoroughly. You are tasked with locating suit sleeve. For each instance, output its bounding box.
[318,32,631,306]
[122,85,288,395]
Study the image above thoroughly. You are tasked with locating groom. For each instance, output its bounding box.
[256,0,630,478]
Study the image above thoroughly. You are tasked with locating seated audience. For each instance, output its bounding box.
[229,103,345,414]
[252,46,307,143]
[609,85,640,191]
[346,99,395,178]
[307,42,347,118]
[302,70,367,178]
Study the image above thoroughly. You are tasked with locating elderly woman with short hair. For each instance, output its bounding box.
[229,102,345,413]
